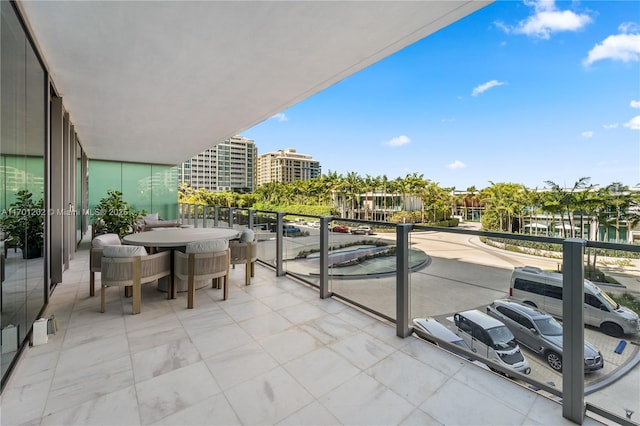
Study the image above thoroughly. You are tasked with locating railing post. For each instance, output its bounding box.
[319,216,331,299]
[396,223,412,338]
[562,238,586,424]
[229,207,235,229]
[276,212,285,276]
[202,205,208,228]
[248,210,254,230]
[213,206,219,227]
[194,204,200,228]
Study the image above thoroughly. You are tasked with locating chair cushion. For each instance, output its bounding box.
[186,239,228,253]
[240,229,255,243]
[91,233,122,248]
[103,245,148,258]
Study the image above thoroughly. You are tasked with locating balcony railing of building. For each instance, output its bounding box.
[178,203,639,425]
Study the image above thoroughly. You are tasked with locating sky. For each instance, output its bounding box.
[243,0,640,191]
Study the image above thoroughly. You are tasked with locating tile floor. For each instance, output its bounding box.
[0,238,602,425]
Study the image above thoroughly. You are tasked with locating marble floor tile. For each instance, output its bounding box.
[149,392,240,426]
[259,327,324,364]
[132,337,202,382]
[418,377,526,425]
[319,372,415,425]
[328,332,396,370]
[40,385,140,426]
[224,366,314,425]
[238,310,294,339]
[366,350,450,406]
[283,346,361,398]
[204,341,279,390]
[135,361,221,425]
[277,400,341,426]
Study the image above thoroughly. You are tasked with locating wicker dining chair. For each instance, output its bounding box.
[89,233,121,297]
[174,239,230,309]
[100,245,171,315]
[229,229,257,286]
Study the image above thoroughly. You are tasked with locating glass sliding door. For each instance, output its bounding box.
[1,1,47,389]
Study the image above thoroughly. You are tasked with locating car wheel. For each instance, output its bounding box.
[546,351,562,372]
[522,301,537,308]
[601,322,623,337]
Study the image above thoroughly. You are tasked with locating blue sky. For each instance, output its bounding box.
[243,0,640,190]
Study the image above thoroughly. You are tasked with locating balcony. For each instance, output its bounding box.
[1,226,621,425]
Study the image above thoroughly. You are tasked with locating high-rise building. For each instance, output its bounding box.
[257,148,321,186]
[179,136,257,192]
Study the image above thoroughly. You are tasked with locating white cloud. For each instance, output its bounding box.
[583,33,640,66]
[384,135,411,147]
[471,80,505,97]
[603,123,619,129]
[497,0,592,40]
[631,100,640,108]
[447,160,466,170]
[581,131,594,138]
[624,115,640,130]
[440,118,456,123]
[270,113,288,122]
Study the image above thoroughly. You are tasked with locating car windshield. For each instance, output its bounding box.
[486,326,517,350]
[533,316,563,336]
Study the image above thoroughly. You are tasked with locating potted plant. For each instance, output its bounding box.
[93,190,145,238]
[1,189,44,259]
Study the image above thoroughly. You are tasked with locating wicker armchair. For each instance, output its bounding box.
[229,229,257,286]
[174,239,230,309]
[89,233,121,297]
[100,245,171,315]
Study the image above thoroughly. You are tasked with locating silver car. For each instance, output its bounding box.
[486,299,604,373]
[412,317,473,360]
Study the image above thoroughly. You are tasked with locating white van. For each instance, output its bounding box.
[510,266,639,337]
[453,310,531,376]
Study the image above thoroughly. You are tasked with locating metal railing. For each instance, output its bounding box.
[178,204,638,425]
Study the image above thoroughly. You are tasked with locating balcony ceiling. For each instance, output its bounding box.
[19,1,490,165]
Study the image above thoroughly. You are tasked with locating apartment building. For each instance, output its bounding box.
[180,136,257,192]
[257,148,321,186]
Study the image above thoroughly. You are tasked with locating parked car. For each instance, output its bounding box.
[283,224,301,234]
[510,265,639,337]
[454,309,531,376]
[413,317,474,360]
[486,299,603,373]
[331,225,349,233]
[307,221,320,228]
[351,225,374,235]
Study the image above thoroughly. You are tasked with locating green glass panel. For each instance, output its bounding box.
[122,163,152,214]
[151,165,178,220]
[88,160,121,221]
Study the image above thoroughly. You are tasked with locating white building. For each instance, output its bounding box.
[180,136,257,192]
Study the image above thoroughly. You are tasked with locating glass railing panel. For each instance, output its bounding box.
[327,219,398,320]
[253,211,277,266]
[582,242,639,421]
[233,208,249,231]
[409,225,568,393]
[218,207,230,228]
[281,215,321,287]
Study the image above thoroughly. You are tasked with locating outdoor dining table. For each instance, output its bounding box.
[122,227,240,298]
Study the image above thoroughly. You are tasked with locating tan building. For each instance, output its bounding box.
[257,148,321,186]
[180,136,257,192]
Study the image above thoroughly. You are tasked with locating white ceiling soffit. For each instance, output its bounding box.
[20,1,491,165]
